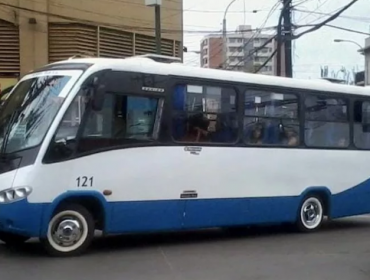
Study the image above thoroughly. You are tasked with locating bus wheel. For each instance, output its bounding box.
[0,232,30,246]
[296,195,324,232]
[41,204,95,257]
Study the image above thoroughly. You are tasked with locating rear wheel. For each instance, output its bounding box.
[41,204,95,257]
[0,232,30,246]
[296,195,324,232]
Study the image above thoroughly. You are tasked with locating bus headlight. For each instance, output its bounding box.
[0,187,32,204]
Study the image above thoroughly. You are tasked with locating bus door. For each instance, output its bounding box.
[62,71,186,233]
[171,81,244,229]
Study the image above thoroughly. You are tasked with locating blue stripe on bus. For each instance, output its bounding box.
[331,177,370,219]
[1,179,370,238]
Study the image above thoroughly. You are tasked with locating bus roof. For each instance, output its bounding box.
[44,56,370,97]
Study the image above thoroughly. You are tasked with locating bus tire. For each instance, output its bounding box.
[41,204,95,257]
[0,232,30,246]
[296,195,324,232]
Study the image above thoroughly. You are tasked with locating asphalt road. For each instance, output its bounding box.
[1,216,370,280]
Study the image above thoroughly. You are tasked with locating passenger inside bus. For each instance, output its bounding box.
[182,113,210,142]
[245,121,299,146]
[210,114,237,143]
[281,127,299,146]
[247,123,264,144]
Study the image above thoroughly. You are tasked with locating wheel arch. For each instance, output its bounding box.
[40,191,111,237]
[299,187,332,218]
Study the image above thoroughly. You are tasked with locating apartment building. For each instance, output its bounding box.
[200,25,285,76]
[0,0,183,92]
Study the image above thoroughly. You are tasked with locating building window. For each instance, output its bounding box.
[203,58,208,65]
[172,84,238,143]
[304,95,349,148]
[260,66,270,72]
[244,90,299,146]
[260,38,268,44]
[260,66,272,72]
[229,38,236,43]
[354,100,370,149]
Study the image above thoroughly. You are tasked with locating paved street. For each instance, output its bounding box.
[1,216,370,280]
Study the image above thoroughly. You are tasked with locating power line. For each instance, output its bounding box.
[296,23,370,36]
[292,0,331,24]
[201,1,280,70]
[221,1,281,69]
[230,34,278,70]
[200,25,277,68]
[295,8,370,22]
[325,24,370,35]
[0,2,274,34]
[254,48,278,73]
[292,0,360,40]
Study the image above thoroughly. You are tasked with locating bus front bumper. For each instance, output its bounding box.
[0,199,45,238]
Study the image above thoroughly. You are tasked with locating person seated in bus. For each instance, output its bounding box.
[247,123,264,145]
[337,137,347,147]
[182,113,210,142]
[281,127,299,146]
[210,114,236,143]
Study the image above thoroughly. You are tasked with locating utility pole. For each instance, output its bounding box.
[222,18,227,69]
[145,0,162,54]
[276,10,283,76]
[276,0,293,77]
[222,0,238,70]
[283,0,293,77]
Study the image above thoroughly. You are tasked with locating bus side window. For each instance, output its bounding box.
[243,89,299,146]
[76,92,162,155]
[354,100,370,149]
[172,83,238,144]
[304,94,349,148]
[44,91,88,163]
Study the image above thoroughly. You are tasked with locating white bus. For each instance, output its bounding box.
[0,55,370,257]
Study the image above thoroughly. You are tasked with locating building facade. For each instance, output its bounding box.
[364,37,370,85]
[199,25,285,76]
[0,0,183,91]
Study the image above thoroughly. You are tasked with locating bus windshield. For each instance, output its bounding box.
[0,70,82,154]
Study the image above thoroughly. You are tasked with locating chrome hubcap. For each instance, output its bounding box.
[301,198,322,229]
[52,218,83,247]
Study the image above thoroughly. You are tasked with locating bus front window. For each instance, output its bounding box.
[0,72,80,154]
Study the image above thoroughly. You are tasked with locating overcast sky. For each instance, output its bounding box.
[181,0,370,80]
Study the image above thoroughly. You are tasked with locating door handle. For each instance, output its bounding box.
[180,190,198,199]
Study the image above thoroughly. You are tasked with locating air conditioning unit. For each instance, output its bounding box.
[134,54,181,64]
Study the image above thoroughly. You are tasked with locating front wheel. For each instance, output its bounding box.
[41,204,95,257]
[0,232,30,246]
[296,195,324,232]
